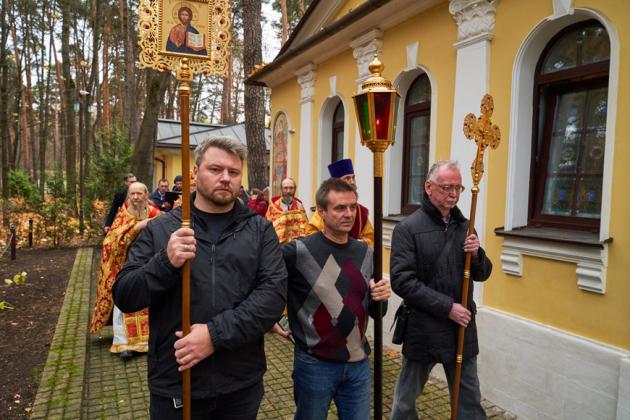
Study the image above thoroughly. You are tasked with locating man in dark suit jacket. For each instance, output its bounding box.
[104,173,137,234]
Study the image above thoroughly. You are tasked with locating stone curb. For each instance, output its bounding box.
[30,247,93,420]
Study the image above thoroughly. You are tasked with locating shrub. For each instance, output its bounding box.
[36,171,75,248]
[8,169,41,208]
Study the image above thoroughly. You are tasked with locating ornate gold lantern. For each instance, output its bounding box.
[353,56,400,157]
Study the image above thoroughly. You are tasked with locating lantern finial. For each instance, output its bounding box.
[368,55,384,76]
[361,55,394,93]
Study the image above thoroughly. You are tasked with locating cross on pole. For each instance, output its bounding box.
[463,94,501,189]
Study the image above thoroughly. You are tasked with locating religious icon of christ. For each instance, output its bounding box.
[165,6,208,56]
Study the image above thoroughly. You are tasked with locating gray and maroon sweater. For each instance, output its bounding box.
[282,232,384,363]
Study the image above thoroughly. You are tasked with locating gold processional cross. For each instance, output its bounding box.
[463,94,501,191]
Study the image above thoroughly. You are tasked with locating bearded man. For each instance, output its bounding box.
[113,136,287,419]
[90,182,160,360]
[266,177,309,243]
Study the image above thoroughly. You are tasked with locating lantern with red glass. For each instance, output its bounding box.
[353,56,400,154]
[352,55,399,420]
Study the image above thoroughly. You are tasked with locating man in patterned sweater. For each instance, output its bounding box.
[282,178,391,419]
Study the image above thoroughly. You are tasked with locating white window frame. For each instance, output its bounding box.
[501,8,619,294]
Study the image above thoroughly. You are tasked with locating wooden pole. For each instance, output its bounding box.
[28,219,33,247]
[10,226,16,260]
[373,151,384,420]
[177,59,193,420]
[450,186,478,420]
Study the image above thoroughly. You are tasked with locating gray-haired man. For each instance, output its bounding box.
[390,160,492,420]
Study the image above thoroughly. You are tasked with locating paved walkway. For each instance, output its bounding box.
[31,247,516,419]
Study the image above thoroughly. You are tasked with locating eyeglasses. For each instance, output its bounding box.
[432,183,466,193]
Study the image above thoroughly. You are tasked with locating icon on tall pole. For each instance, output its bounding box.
[136,1,231,419]
[353,55,400,420]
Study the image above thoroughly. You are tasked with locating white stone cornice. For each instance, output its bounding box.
[350,29,384,85]
[449,0,498,49]
[549,0,574,20]
[295,63,317,104]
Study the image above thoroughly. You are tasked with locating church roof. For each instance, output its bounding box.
[156,119,270,150]
[247,0,442,88]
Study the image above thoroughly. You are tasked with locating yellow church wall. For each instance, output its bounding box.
[309,49,358,196]
[380,1,457,160]
[483,0,630,350]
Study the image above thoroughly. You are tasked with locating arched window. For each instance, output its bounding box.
[332,102,344,163]
[530,20,610,231]
[402,74,431,214]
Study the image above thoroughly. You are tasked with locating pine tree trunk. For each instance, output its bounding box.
[123,0,139,142]
[221,53,232,123]
[0,0,9,226]
[86,0,101,178]
[61,0,77,199]
[102,12,111,136]
[165,78,178,119]
[281,0,288,45]
[132,70,170,189]
[38,1,52,196]
[9,14,30,172]
[243,0,267,189]
[23,15,37,183]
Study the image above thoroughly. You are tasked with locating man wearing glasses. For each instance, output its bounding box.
[389,160,492,420]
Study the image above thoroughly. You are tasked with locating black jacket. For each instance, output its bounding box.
[105,188,127,228]
[390,194,492,364]
[113,197,287,399]
[148,189,171,212]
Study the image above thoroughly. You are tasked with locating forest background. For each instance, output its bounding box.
[0,0,312,248]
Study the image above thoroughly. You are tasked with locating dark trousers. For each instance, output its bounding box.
[150,380,264,420]
[390,356,486,420]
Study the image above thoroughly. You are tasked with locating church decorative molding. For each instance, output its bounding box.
[350,29,384,84]
[449,0,498,48]
[295,63,317,104]
[383,220,396,249]
[549,0,574,20]
[500,236,608,294]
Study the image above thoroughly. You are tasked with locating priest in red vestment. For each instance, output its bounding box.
[266,178,309,243]
[90,182,161,360]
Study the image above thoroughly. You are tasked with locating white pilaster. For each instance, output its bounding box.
[450,0,498,303]
[349,30,384,221]
[296,63,317,212]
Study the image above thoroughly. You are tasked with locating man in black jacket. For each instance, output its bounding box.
[389,160,492,420]
[113,136,287,419]
[104,173,136,234]
[148,178,172,212]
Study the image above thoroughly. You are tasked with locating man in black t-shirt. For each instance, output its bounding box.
[113,137,286,419]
